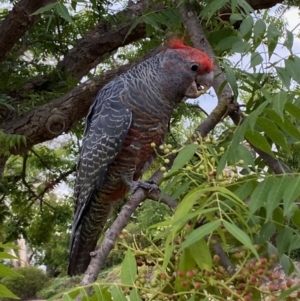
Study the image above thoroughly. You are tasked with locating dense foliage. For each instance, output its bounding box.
[1,0,300,300]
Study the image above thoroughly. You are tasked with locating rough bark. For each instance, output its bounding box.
[0,0,292,174]
[20,0,164,94]
[12,0,283,94]
[59,0,164,80]
[2,48,161,155]
[0,0,56,63]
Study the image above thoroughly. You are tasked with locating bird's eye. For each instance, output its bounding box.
[191,64,198,72]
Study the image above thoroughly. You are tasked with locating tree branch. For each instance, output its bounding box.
[19,0,164,95]
[2,47,161,156]
[179,2,292,175]
[80,170,163,286]
[0,0,56,63]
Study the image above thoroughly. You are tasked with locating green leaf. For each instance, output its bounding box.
[257,222,276,245]
[276,228,293,257]
[229,13,243,24]
[280,254,294,275]
[256,117,287,151]
[289,235,300,252]
[0,243,19,249]
[162,244,175,270]
[250,52,263,68]
[291,209,300,229]
[231,40,251,53]
[239,16,253,38]
[244,129,274,156]
[0,263,22,277]
[200,0,229,20]
[0,252,18,259]
[249,176,276,214]
[234,180,254,201]
[110,286,127,301]
[285,58,300,85]
[272,92,287,120]
[248,99,270,131]
[93,285,111,301]
[284,30,294,51]
[273,207,284,230]
[55,2,74,24]
[276,67,291,89]
[125,18,142,41]
[223,221,258,257]
[179,220,221,252]
[223,64,238,97]
[285,102,300,121]
[215,36,242,51]
[237,144,255,167]
[171,181,190,199]
[169,144,198,174]
[275,285,300,301]
[267,23,280,58]
[266,176,289,220]
[188,239,212,271]
[63,294,72,301]
[237,0,254,15]
[253,19,266,41]
[175,248,195,291]
[121,250,137,285]
[265,108,300,140]
[0,283,19,299]
[142,14,160,31]
[173,187,203,223]
[129,288,142,301]
[283,176,300,216]
[30,2,58,15]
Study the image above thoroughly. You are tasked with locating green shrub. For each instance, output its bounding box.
[37,275,81,299]
[1,266,48,300]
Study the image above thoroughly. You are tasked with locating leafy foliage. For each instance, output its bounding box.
[0,266,48,300]
[0,245,20,300]
[1,0,300,300]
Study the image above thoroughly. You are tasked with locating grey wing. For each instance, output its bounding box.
[72,79,132,232]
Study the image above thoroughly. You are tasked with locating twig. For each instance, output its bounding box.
[186,103,209,117]
[30,148,52,171]
[80,171,163,287]
[211,241,236,276]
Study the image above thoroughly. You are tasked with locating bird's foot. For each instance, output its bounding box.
[129,180,159,195]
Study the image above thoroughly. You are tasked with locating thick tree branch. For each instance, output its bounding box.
[2,47,161,156]
[10,0,282,95]
[20,0,164,94]
[0,0,56,63]
[58,0,164,81]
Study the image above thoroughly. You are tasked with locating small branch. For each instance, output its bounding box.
[80,171,163,286]
[186,103,209,117]
[211,242,236,276]
[3,47,162,157]
[30,148,52,171]
[178,2,292,176]
[0,0,57,63]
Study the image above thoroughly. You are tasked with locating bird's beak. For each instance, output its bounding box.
[184,71,214,99]
[196,71,214,93]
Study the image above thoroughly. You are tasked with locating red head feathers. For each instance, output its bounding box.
[166,38,214,74]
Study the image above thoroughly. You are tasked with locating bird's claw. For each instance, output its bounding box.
[129,180,159,195]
